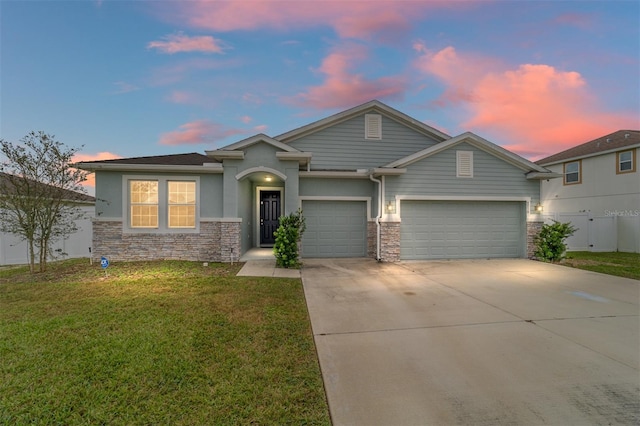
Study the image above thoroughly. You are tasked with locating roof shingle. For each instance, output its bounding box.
[536,130,640,165]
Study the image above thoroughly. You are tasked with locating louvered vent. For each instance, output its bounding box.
[457,151,473,177]
[365,114,382,140]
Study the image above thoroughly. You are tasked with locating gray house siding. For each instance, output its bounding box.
[95,171,123,218]
[299,177,377,215]
[289,114,441,170]
[386,143,540,210]
[95,171,223,219]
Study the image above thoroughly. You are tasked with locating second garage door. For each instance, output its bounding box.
[401,201,524,260]
[301,200,367,258]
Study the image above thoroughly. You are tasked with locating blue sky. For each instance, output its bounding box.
[1,0,638,177]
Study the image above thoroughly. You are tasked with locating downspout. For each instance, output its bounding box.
[369,172,382,261]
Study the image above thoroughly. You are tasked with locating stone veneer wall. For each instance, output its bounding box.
[92,220,241,263]
[380,221,401,262]
[526,221,543,259]
[367,221,377,259]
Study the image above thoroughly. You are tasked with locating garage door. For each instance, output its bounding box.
[401,201,524,260]
[301,200,367,258]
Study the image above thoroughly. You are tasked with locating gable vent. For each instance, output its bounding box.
[365,114,382,140]
[457,151,473,177]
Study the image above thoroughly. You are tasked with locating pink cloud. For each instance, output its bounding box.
[159,120,244,146]
[152,1,471,41]
[288,44,406,109]
[415,45,638,158]
[73,152,122,187]
[147,32,226,54]
[553,12,594,30]
[240,115,252,124]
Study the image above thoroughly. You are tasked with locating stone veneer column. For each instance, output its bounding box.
[526,221,543,259]
[380,221,401,262]
[367,221,377,259]
[219,221,242,263]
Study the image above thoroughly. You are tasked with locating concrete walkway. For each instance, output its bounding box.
[236,248,300,278]
[302,258,640,425]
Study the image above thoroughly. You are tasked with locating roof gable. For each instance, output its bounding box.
[386,132,549,174]
[275,100,450,143]
[536,130,640,166]
[211,133,301,153]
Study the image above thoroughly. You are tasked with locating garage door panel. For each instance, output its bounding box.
[302,200,367,258]
[401,201,523,260]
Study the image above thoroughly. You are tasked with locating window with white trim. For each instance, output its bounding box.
[168,181,196,228]
[617,150,636,174]
[456,151,473,177]
[126,177,198,231]
[130,180,159,228]
[564,160,581,185]
[365,114,382,140]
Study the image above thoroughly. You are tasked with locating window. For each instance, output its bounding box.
[126,177,198,232]
[168,181,196,228]
[365,114,382,140]
[456,151,473,177]
[617,150,636,174]
[564,160,581,185]
[130,180,158,228]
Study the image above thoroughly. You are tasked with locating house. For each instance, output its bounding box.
[537,130,640,253]
[0,172,95,265]
[76,100,557,263]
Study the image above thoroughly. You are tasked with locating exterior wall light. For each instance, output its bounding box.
[535,203,543,212]
[265,176,272,182]
[386,201,396,214]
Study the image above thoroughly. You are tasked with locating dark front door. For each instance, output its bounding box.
[260,191,281,246]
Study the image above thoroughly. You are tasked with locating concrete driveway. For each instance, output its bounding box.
[301,258,639,425]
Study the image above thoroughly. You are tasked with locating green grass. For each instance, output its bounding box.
[0,259,330,425]
[561,251,640,280]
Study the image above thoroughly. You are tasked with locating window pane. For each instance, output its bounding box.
[169,205,195,228]
[566,172,579,183]
[131,181,158,204]
[130,180,158,228]
[131,205,158,228]
[168,181,196,228]
[565,162,579,173]
[619,151,632,171]
[620,151,632,162]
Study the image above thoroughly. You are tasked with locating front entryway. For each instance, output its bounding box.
[260,190,281,246]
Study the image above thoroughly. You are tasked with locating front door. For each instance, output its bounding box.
[260,191,281,246]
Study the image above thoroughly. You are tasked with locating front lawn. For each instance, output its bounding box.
[0,259,330,425]
[561,251,640,280]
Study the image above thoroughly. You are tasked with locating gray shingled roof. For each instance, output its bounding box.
[77,152,212,166]
[0,172,95,203]
[536,130,640,165]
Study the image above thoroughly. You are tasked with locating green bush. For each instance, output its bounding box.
[534,220,577,262]
[273,209,306,269]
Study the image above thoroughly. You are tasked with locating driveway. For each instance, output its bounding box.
[301,258,640,425]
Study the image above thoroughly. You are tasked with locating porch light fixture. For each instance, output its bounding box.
[265,175,272,182]
[535,203,544,212]
[386,201,396,214]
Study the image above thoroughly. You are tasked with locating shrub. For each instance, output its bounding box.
[534,220,577,262]
[273,209,306,269]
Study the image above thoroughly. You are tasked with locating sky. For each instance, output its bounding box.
[1,0,639,189]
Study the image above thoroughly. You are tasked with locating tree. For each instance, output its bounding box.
[0,131,88,273]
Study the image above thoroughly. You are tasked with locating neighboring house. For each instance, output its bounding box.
[537,130,640,253]
[76,100,556,263]
[0,172,95,266]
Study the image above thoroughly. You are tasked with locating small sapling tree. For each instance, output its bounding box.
[0,131,88,273]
